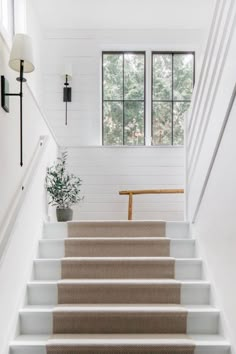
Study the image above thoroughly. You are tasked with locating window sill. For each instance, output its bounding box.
[62,145,184,149]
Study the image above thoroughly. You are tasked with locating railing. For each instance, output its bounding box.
[188,0,236,181]
[185,0,236,222]
[0,135,49,263]
[192,83,236,223]
[119,189,184,220]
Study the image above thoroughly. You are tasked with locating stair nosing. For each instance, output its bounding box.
[10,334,230,347]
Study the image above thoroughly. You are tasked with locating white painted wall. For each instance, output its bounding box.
[0,7,58,353]
[0,34,56,228]
[186,0,236,351]
[187,0,236,220]
[42,28,207,146]
[192,98,236,353]
[53,146,185,221]
[0,140,57,354]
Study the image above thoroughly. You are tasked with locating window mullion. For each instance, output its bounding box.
[123,53,125,145]
[171,53,174,145]
[145,50,151,146]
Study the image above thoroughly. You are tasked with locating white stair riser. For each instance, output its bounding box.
[43,222,190,240]
[19,311,219,335]
[27,283,210,306]
[10,346,46,354]
[33,259,202,281]
[195,347,230,354]
[38,239,195,259]
[10,344,230,354]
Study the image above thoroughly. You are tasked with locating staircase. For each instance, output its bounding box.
[10,221,230,354]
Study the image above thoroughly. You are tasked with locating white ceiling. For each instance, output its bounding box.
[31,0,215,30]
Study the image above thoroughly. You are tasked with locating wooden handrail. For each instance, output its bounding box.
[119,189,184,220]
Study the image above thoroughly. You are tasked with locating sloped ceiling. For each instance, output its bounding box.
[31,0,215,30]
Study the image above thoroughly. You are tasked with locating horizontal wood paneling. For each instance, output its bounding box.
[64,147,184,221]
[42,28,205,146]
[42,28,201,219]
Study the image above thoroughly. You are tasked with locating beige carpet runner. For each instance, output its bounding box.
[61,258,175,279]
[67,221,166,238]
[64,238,170,257]
[58,281,181,304]
[46,221,195,354]
[53,307,187,334]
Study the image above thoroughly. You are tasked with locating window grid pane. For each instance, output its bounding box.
[153,54,172,101]
[152,52,194,146]
[103,101,123,145]
[152,102,172,145]
[103,52,145,146]
[102,51,194,146]
[124,101,145,145]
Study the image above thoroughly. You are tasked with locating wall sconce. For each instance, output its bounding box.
[63,64,72,125]
[1,33,35,167]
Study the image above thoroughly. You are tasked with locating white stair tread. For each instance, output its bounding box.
[40,237,195,241]
[35,257,201,261]
[20,304,219,313]
[59,256,176,260]
[29,279,210,285]
[11,334,229,346]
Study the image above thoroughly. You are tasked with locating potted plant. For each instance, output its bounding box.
[45,151,83,222]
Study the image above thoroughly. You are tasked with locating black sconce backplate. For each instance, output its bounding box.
[1,76,10,112]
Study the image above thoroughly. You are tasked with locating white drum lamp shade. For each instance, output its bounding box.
[9,34,35,73]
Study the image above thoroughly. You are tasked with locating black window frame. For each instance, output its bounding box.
[102,51,146,146]
[151,51,195,145]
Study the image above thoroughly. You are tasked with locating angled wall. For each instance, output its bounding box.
[0,5,58,353]
[186,0,236,351]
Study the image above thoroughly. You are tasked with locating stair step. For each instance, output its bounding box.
[19,306,219,335]
[10,220,231,353]
[27,280,210,305]
[43,221,190,240]
[39,238,195,259]
[10,334,230,354]
[34,258,202,281]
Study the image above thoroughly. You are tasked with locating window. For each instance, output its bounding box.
[102,51,194,146]
[14,0,27,33]
[1,0,14,38]
[102,52,145,145]
[152,52,195,145]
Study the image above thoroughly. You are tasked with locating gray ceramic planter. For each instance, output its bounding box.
[56,208,73,222]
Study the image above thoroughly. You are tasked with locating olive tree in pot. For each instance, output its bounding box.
[45,152,83,222]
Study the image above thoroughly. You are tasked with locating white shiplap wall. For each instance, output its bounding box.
[61,146,185,221]
[42,28,204,221]
[42,28,206,146]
